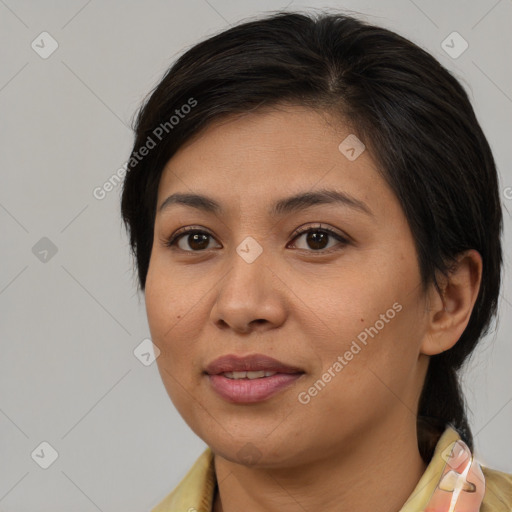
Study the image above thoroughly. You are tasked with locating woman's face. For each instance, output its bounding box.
[145,105,431,466]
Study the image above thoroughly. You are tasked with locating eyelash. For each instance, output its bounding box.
[163,224,349,254]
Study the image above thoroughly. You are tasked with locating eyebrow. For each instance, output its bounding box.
[158,188,373,217]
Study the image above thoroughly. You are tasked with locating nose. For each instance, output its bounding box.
[209,246,287,334]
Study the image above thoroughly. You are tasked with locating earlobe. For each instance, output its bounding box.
[420,250,482,356]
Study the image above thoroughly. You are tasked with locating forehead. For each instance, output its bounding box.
[156,105,392,215]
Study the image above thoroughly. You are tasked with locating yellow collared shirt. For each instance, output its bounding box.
[152,427,512,511]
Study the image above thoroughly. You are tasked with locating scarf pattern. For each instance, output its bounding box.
[424,439,485,511]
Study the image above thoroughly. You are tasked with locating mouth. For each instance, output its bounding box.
[204,353,304,375]
[204,353,305,403]
[221,370,280,379]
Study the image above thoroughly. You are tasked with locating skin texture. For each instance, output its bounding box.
[144,105,482,512]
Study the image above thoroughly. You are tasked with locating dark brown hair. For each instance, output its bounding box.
[120,10,503,463]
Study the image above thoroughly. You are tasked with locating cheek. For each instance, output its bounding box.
[145,255,198,341]
[301,311,422,428]
[304,260,424,401]
[146,265,202,423]
[145,265,190,377]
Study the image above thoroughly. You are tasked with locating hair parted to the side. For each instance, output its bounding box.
[120,10,503,464]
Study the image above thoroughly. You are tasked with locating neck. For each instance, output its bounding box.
[213,417,428,512]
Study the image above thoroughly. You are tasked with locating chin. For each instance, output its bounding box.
[204,430,312,469]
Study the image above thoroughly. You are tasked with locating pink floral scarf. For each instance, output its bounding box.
[424,439,485,511]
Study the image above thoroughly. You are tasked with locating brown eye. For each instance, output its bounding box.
[166,228,221,252]
[290,226,348,252]
[180,232,211,251]
[303,230,329,250]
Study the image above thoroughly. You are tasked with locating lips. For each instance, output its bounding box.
[204,353,305,403]
[204,353,304,375]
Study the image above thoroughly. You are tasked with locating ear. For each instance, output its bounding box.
[421,250,483,356]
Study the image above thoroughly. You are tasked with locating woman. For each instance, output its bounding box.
[121,10,512,512]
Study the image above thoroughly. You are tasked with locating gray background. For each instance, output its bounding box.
[0,0,511,510]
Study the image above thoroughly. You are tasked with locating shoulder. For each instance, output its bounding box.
[481,465,512,511]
